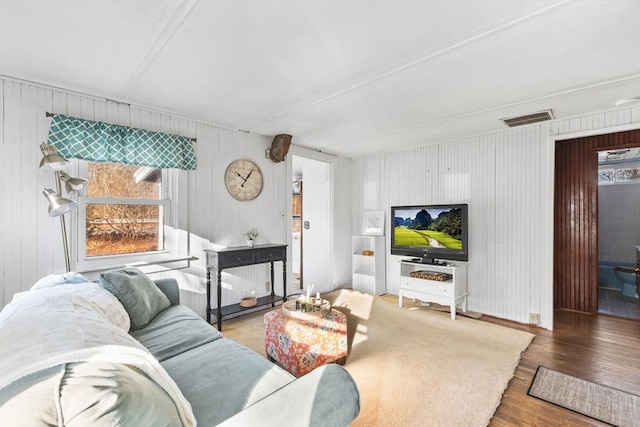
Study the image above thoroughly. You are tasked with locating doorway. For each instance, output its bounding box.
[554,129,640,315]
[596,147,640,319]
[291,154,332,294]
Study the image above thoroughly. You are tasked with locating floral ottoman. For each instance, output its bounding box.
[264,309,348,377]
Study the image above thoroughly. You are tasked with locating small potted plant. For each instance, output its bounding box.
[244,228,259,247]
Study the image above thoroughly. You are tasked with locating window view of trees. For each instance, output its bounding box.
[85,162,163,257]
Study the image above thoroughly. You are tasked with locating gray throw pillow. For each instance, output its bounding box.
[99,267,171,331]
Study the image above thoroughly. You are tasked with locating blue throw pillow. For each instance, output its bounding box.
[99,267,170,331]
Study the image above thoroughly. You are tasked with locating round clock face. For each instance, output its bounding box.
[225,159,263,201]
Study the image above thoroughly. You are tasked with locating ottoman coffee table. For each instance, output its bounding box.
[264,306,348,377]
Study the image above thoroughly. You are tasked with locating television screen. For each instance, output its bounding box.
[391,204,468,263]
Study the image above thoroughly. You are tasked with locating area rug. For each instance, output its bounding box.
[224,289,534,427]
[402,298,483,319]
[528,366,640,427]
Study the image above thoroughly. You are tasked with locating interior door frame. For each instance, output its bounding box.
[286,145,335,294]
[551,124,640,315]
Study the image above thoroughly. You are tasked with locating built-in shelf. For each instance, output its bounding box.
[352,236,385,295]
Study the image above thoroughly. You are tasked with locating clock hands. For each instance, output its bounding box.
[243,168,255,185]
[237,167,256,188]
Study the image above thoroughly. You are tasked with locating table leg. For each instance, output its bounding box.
[217,269,222,331]
[270,261,275,307]
[206,268,211,324]
[283,259,287,301]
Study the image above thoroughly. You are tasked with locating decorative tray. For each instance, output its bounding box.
[281,298,331,320]
[409,270,453,281]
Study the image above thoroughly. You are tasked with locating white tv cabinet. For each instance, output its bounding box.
[398,260,468,319]
[352,236,385,295]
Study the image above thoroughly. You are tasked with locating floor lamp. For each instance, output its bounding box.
[39,143,88,272]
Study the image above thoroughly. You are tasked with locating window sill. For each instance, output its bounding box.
[75,255,198,281]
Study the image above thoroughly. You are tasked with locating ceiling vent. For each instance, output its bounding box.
[500,109,555,128]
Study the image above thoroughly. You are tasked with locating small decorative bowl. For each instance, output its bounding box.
[240,297,257,307]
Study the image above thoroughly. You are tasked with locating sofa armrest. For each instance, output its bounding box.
[218,364,360,427]
[153,278,180,305]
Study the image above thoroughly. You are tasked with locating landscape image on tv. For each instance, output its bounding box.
[394,207,463,249]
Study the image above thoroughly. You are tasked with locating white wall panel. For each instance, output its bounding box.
[332,155,353,287]
[0,77,353,321]
[0,80,4,304]
[3,75,637,327]
[352,106,639,329]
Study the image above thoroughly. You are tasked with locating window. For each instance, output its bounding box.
[598,166,640,185]
[76,161,176,270]
[615,167,640,182]
[598,169,615,184]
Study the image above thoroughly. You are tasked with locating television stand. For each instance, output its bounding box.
[398,260,468,320]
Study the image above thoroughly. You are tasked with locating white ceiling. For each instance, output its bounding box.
[1,0,639,158]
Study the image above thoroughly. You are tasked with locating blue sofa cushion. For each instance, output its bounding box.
[131,305,222,362]
[99,267,171,330]
[161,338,295,426]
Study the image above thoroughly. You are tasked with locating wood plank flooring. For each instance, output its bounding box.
[486,309,640,426]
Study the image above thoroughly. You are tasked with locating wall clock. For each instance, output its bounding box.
[225,159,263,201]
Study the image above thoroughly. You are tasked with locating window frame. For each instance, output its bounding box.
[72,160,181,272]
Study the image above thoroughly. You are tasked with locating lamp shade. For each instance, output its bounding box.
[59,171,89,194]
[39,143,69,171]
[42,188,76,216]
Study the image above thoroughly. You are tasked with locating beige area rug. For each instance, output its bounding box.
[223,289,534,427]
[408,299,483,319]
[528,366,640,427]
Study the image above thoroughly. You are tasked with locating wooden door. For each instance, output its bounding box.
[554,129,640,313]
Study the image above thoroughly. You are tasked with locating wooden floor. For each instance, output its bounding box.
[486,309,640,426]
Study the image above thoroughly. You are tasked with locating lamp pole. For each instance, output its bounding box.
[55,170,72,272]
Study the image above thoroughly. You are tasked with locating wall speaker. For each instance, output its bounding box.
[268,134,292,163]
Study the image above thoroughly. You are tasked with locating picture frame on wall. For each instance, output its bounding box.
[363,211,385,236]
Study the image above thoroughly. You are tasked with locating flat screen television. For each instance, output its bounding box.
[391,203,468,264]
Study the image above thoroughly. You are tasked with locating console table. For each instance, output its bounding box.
[205,244,287,330]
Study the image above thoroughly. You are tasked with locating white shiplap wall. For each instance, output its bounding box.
[0,77,353,319]
[352,106,640,329]
[3,76,638,328]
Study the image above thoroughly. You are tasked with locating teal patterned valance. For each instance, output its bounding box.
[47,114,197,170]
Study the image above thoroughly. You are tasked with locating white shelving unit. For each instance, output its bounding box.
[352,236,385,295]
[398,260,468,319]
